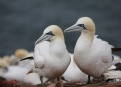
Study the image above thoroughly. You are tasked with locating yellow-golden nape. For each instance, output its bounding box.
[76,17,95,32]
[44,25,64,41]
[35,25,64,45]
[64,17,95,34]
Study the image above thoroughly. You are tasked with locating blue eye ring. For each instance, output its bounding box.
[78,24,86,29]
[46,31,54,36]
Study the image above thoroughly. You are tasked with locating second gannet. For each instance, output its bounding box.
[64,17,113,84]
[34,25,71,85]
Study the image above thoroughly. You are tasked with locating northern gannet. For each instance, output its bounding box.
[9,49,29,65]
[34,25,71,85]
[18,52,34,69]
[64,17,113,84]
[15,49,29,59]
[62,53,93,84]
[2,55,11,65]
[0,55,33,82]
[2,66,29,82]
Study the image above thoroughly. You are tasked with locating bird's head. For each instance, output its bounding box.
[35,25,64,45]
[64,17,95,34]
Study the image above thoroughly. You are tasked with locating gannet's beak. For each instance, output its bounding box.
[64,24,86,32]
[35,34,52,45]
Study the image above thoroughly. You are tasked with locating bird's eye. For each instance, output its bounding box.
[78,24,86,29]
[46,31,54,36]
[78,24,84,27]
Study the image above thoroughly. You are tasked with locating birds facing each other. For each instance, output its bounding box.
[34,25,71,85]
[62,53,93,84]
[64,17,113,83]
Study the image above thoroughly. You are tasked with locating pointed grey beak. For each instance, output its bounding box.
[35,34,52,45]
[64,24,84,32]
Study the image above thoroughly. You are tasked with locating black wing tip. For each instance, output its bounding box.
[112,48,121,52]
[20,56,34,61]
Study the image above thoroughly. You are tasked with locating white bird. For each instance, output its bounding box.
[64,17,113,83]
[2,66,29,82]
[34,25,71,85]
[18,52,34,69]
[62,53,93,84]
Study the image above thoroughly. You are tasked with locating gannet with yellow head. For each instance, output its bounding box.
[34,25,71,84]
[64,17,113,83]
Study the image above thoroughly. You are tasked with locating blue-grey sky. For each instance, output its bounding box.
[0,0,121,56]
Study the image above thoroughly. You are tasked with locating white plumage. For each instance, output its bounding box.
[64,17,113,78]
[2,66,29,82]
[63,53,93,83]
[24,72,48,85]
[34,25,71,80]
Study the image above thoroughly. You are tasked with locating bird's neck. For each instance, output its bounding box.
[74,31,95,63]
[50,38,66,57]
[75,31,95,52]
